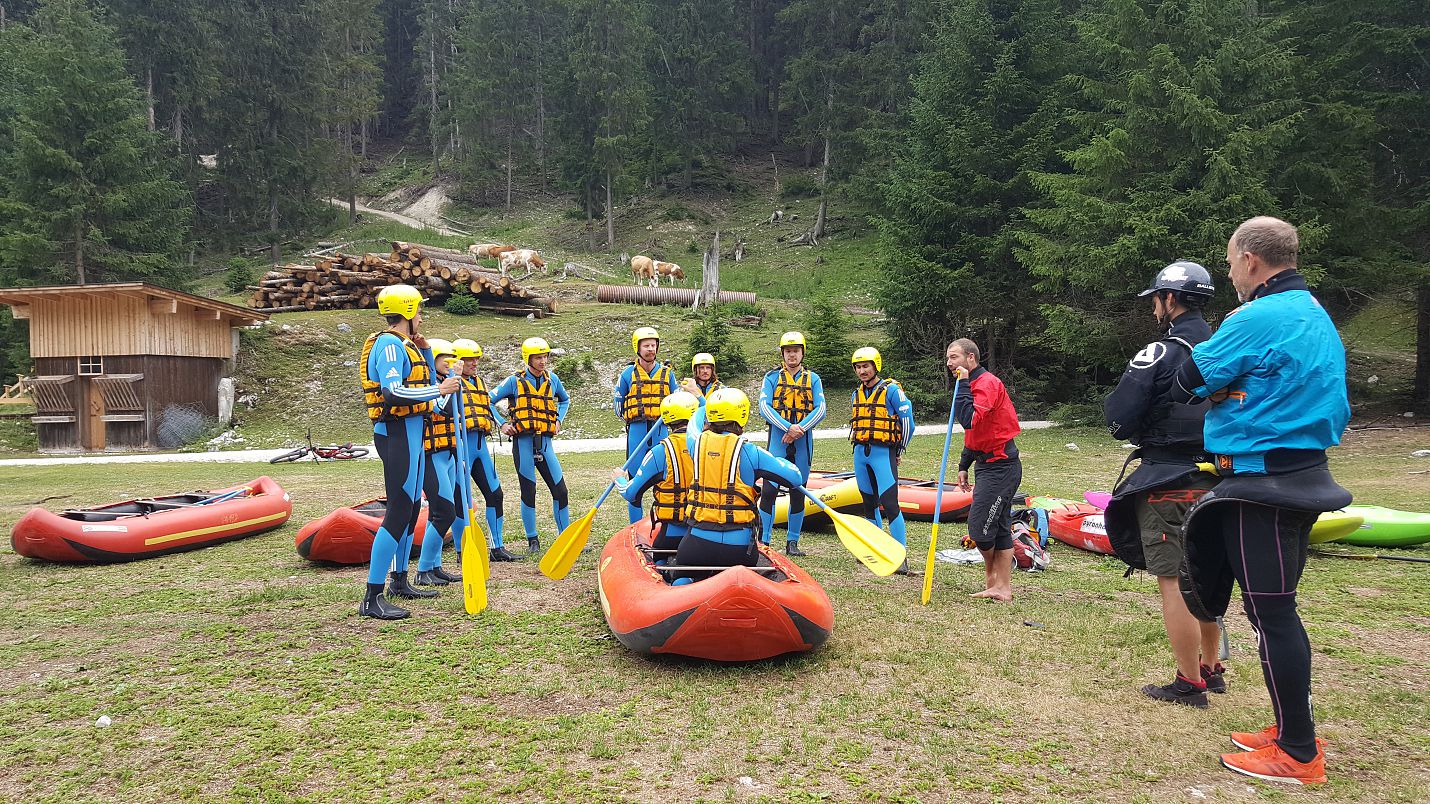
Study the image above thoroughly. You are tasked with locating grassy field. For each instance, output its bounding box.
[2,426,1427,802]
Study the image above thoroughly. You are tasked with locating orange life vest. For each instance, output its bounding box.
[650,431,693,523]
[684,431,758,530]
[509,372,559,435]
[360,329,433,422]
[622,361,672,422]
[850,378,902,445]
[423,397,457,452]
[771,368,814,423]
[461,375,493,435]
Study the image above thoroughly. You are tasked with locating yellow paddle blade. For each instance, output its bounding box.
[461,537,487,614]
[826,508,906,576]
[467,514,490,580]
[539,507,598,580]
[921,522,940,605]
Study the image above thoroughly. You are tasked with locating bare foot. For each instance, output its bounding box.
[970,588,1013,602]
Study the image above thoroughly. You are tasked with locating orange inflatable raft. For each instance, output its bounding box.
[596,520,834,661]
[10,476,292,563]
[295,498,432,564]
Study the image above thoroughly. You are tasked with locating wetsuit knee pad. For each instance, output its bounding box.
[878,485,900,516]
[429,495,456,533]
[517,475,538,506]
[757,481,778,512]
[551,479,569,508]
[486,487,504,513]
[859,490,879,519]
[1239,590,1298,629]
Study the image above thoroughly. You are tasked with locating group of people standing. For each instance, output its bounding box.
[356,214,1348,785]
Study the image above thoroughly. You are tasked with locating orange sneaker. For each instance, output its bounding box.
[1221,743,1327,785]
[1230,724,1328,753]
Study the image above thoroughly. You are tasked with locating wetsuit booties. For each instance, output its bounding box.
[413,569,450,586]
[432,565,461,582]
[527,536,541,557]
[388,570,439,599]
[359,583,410,620]
[785,540,807,557]
[490,547,517,562]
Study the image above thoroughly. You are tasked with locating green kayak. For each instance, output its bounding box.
[1335,505,1430,548]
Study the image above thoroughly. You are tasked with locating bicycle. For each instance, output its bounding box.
[269,429,371,463]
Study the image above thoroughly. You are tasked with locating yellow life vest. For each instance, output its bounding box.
[650,431,693,523]
[771,368,814,423]
[622,361,672,422]
[684,431,758,530]
[509,372,559,435]
[696,379,724,398]
[461,375,493,435]
[359,329,433,422]
[423,396,457,452]
[850,378,903,445]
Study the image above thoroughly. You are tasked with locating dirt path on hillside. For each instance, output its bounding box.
[325,196,462,238]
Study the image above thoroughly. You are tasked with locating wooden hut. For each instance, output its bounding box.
[0,283,267,452]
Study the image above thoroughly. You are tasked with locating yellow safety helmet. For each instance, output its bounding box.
[452,338,482,360]
[706,388,750,427]
[691,352,716,369]
[851,346,882,373]
[659,391,699,425]
[521,337,551,363]
[631,326,660,355]
[779,331,806,349]
[426,338,455,358]
[376,284,423,319]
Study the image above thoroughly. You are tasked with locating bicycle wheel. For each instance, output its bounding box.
[269,447,309,464]
[334,446,370,459]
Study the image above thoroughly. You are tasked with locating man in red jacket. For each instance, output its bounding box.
[948,338,1022,601]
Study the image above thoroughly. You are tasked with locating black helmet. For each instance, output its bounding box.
[1138,261,1215,305]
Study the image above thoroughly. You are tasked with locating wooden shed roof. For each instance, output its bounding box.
[0,283,268,327]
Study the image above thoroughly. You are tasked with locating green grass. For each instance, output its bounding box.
[1,426,1427,802]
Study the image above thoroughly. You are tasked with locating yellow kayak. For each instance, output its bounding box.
[1309,511,1365,544]
[771,476,864,525]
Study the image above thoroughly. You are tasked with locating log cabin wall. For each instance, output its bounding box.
[23,293,234,359]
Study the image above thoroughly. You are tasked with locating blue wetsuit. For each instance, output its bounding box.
[490,368,572,540]
[677,403,804,579]
[619,429,691,551]
[463,377,507,550]
[366,334,444,586]
[851,379,915,545]
[417,390,460,572]
[614,361,677,524]
[757,366,826,545]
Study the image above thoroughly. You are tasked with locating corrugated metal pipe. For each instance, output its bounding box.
[596,285,757,306]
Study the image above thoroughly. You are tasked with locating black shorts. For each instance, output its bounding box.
[968,457,1022,551]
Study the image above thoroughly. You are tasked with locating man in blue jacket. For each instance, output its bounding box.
[1170,217,1351,785]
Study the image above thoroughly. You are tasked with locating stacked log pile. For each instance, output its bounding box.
[246,241,557,317]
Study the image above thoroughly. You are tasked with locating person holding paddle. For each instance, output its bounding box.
[613,391,700,552]
[678,388,806,582]
[452,338,513,563]
[947,338,1021,602]
[614,327,677,525]
[1101,262,1223,708]
[757,332,827,556]
[357,284,461,620]
[413,338,463,589]
[849,347,915,573]
[491,337,572,558]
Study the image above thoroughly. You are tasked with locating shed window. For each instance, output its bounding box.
[78,356,103,375]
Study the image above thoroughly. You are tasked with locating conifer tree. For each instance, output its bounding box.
[0,0,191,286]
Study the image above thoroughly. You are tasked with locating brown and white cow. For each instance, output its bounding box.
[499,248,546,277]
[630,255,656,286]
[468,243,517,259]
[653,260,685,285]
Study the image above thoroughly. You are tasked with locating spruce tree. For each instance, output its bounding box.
[0,0,191,287]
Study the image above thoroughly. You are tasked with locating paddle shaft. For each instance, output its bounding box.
[591,422,668,513]
[922,377,961,605]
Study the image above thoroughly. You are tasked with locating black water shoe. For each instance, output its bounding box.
[359,588,410,620]
[389,571,439,599]
[414,569,450,587]
[784,541,807,557]
[1141,673,1209,709]
[432,565,461,583]
[490,547,517,562]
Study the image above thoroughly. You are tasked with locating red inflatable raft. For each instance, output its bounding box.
[295,498,432,564]
[11,476,292,563]
[596,520,834,662]
[805,470,975,522]
[1025,497,1114,555]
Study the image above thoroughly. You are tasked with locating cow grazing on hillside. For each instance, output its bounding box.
[499,248,546,277]
[631,255,656,286]
[653,260,685,285]
[468,243,517,259]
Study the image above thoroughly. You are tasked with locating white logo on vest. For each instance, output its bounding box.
[1130,342,1167,369]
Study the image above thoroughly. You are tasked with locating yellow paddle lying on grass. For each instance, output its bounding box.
[541,425,663,580]
[800,488,907,577]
